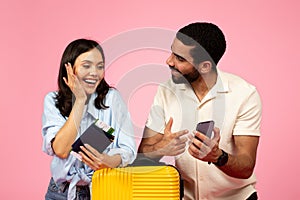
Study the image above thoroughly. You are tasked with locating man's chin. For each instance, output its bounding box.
[171,75,188,84]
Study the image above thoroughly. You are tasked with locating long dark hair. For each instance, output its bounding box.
[55,38,110,117]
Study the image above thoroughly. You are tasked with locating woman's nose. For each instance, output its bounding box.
[89,66,97,76]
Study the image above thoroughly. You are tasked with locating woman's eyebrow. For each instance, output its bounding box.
[81,60,93,63]
[81,60,104,65]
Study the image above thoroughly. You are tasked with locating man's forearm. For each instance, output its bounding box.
[217,153,256,179]
[138,143,164,161]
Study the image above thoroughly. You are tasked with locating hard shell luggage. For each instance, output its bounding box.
[91,159,183,200]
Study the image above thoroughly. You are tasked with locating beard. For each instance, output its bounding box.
[170,67,200,84]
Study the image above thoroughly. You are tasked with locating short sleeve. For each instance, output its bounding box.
[145,85,166,134]
[233,88,262,136]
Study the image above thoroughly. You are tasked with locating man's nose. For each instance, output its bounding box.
[166,53,175,67]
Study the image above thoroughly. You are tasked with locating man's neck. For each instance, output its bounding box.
[190,71,218,102]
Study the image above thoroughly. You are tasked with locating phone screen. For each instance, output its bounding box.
[196,120,215,138]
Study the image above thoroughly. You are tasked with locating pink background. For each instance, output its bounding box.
[1,0,299,199]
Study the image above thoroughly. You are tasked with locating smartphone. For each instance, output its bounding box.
[196,120,215,139]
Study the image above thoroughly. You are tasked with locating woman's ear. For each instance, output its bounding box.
[198,61,213,74]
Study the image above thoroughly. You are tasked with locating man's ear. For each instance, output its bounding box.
[198,61,213,74]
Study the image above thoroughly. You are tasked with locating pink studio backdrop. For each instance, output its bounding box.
[0,0,299,199]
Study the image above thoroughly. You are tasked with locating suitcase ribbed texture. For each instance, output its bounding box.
[92,166,180,200]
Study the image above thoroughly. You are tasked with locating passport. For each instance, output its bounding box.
[71,120,115,156]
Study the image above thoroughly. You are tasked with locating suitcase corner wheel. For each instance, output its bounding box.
[92,165,183,200]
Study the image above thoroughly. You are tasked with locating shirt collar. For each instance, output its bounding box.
[211,69,229,94]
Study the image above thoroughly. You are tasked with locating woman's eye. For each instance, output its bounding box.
[83,65,90,68]
[97,65,104,69]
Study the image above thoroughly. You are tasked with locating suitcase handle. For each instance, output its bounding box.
[129,155,166,166]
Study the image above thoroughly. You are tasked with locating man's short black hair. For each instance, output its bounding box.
[176,22,226,69]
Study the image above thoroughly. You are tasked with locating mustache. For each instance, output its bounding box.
[169,66,182,74]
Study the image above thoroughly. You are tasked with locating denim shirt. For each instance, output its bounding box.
[42,89,137,200]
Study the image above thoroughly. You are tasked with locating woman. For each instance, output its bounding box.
[42,39,136,200]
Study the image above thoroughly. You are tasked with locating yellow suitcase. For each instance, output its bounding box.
[91,165,182,200]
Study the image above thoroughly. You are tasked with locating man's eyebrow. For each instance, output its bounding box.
[170,45,186,61]
[173,53,186,61]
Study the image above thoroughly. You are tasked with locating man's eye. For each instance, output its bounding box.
[83,65,90,68]
[176,56,185,62]
[173,53,185,62]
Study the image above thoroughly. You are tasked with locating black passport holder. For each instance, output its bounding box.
[72,123,114,155]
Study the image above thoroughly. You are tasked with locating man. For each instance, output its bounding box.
[138,22,262,200]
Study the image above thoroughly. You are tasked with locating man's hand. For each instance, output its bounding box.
[157,117,189,156]
[188,127,221,163]
[138,117,189,159]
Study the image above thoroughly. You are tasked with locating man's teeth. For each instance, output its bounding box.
[85,80,97,84]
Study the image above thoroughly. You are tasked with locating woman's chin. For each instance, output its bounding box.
[84,88,97,96]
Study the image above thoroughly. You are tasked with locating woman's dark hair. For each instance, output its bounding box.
[176,22,226,70]
[55,38,110,117]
